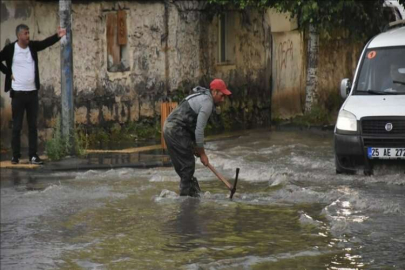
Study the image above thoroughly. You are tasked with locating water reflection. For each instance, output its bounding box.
[7,170,38,190]
[174,199,203,236]
[11,170,22,186]
[167,199,206,251]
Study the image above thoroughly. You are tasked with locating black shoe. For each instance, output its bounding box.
[30,155,44,165]
[11,156,19,164]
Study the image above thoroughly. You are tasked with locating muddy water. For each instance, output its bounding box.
[1,130,404,269]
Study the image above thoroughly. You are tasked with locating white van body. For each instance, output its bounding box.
[334,23,405,174]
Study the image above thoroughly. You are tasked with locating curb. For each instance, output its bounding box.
[44,160,173,172]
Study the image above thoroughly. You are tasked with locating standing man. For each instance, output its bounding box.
[163,79,232,197]
[0,24,66,164]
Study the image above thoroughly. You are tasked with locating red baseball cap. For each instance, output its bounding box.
[210,79,232,95]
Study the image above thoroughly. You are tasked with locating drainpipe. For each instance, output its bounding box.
[59,0,75,154]
[163,0,170,100]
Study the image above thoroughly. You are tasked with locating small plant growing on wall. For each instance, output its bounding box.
[45,117,70,161]
[45,117,88,161]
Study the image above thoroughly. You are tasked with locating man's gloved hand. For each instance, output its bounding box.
[195,147,209,166]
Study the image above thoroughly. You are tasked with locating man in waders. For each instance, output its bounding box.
[163,79,232,197]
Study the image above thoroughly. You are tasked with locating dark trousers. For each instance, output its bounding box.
[163,126,196,184]
[11,90,39,158]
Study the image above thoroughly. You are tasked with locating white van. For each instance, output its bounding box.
[334,21,405,175]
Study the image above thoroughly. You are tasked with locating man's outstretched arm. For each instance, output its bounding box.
[32,27,66,52]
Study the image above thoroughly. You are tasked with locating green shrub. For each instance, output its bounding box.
[46,119,88,161]
[124,119,161,141]
[45,118,71,161]
[291,105,333,127]
[74,128,88,157]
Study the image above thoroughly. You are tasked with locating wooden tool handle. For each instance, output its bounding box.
[207,163,232,190]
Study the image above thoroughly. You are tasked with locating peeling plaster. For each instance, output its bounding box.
[0,2,10,23]
[1,0,274,145]
[14,3,32,19]
[76,107,88,124]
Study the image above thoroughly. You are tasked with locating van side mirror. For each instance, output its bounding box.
[340,78,351,99]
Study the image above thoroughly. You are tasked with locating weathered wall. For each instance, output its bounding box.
[1,0,273,148]
[204,10,273,128]
[0,0,366,150]
[317,37,364,113]
[269,12,365,120]
[72,1,167,127]
[271,31,305,119]
[167,7,204,90]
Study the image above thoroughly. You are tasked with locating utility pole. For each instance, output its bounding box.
[305,24,319,113]
[59,0,75,154]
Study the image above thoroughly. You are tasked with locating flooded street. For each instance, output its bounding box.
[1,129,404,269]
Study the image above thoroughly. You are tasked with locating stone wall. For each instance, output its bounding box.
[317,37,364,111]
[270,22,365,120]
[0,0,274,148]
[271,30,306,119]
[0,0,366,149]
[204,10,273,128]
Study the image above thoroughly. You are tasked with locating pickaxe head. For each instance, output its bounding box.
[229,168,240,199]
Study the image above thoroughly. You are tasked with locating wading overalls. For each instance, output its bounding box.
[163,92,211,197]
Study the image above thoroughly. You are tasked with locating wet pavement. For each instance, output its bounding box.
[1,128,404,269]
[0,145,171,171]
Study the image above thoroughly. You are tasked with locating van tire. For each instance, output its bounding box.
[363,170,373,176]
[335,154,356,175]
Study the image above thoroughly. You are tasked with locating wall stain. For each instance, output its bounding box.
[15,3,32,19]
[0,2,10,23]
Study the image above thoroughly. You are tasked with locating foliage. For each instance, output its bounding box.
[208,0,405,39]
[291,105,333,127]
[76,119,161,149]
[270,87,342,127]
[273,95,341,127]
[170,80,196,102]
[45,118,71,161]
[75,128,88,157]
[124,119,161,141]
[46,118,88,161]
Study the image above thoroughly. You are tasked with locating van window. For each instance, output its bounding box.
[355,47,405,95]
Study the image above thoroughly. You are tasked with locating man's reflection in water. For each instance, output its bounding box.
[25,176,38,191]
[11,170,37,190]
[12,170,22,186]
[168,198,206,250]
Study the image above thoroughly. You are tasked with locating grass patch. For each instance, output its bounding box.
[75,119,161,149]
[272,88,343,127]
[45,117,88,161]
[291,105,335,127]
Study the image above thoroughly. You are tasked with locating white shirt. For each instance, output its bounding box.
[12,42,36,91]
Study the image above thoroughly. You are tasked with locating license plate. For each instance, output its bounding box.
[368,147,405,159]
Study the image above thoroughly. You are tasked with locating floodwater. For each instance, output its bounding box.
[1,129,404,269]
